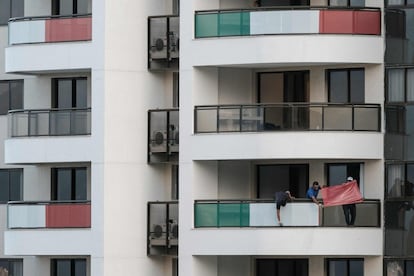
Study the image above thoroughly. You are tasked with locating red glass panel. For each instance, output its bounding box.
[46,203,91,228]
[45,17,92,42]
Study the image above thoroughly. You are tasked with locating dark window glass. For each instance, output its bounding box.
[52,78,88,109]
[329,0,365,6]
[259,0,309,6]
[327,163,361,186]
[171,165,179,200]
[0,259,23,276]
[257,164,308,198]
[0,0,23,25]
[350,69,365,103]
[384,200,414,256]
[256,259,308,276]
[386,106,405,133]
[0,80,24,115]
[52,0,89,15]
[52,168,87,201]
[328,69,365,103]
[0,169,23,203]
[327,259,363,276]
[52,259,86,276]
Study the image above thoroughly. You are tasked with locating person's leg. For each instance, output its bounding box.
[349,204,356,225]
[342,205,351,225]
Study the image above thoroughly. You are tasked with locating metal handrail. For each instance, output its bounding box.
[195,198,380,204]
[9,13,92,23]
[195,6,381,14]
[9,107,91,114]
[8,200,91,205]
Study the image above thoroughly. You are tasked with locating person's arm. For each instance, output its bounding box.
[286,191,295,200]
[277,208,281,223]
[311,196,319,205]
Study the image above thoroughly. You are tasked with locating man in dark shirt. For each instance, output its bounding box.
[275,190,294,226]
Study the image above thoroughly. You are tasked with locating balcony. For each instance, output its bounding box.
[7,201,91,229]
[148,15,179,71]
[191,7,382,67]
[195,103,380,133]
[195,7,380,38]
[194,199,380,228]
[147,201,178,256]
[148,109,179,163]
[9,108,91,137]
[4,201,92,256]
[6,14,93,74]
[5,108,92,164]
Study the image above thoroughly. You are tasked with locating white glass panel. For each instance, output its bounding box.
[9,20,45,44]
[250,10,319,35]
[249,202,319,226]
[8,205,46,228]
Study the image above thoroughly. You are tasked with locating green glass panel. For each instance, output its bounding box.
[195,13,218,38]
[241,12,250,36]
[217,203,250,227]
[195,203,218,227]
[218,12,251,36]
[218,12,242,36]
[240,203,250,226]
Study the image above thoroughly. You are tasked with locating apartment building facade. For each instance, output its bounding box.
[0,0,413,275]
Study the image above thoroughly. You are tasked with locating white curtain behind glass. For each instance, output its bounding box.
[387,164,404,197]
[388,69,405,102]
[407,69,414,101]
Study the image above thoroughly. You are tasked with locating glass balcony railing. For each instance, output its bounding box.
[147,201,178,256]
[9,108,91,137]
[195,103,380,133]
[194,199,380,228]
[195,7,381,38]
[7,201,91,229]
[148,15,179,71]
[148,108,179,163]
[9,14,92,45]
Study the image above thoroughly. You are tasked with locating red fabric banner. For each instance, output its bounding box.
[320,180,363,207]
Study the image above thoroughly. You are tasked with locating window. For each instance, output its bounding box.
[258,0,309,6]
[0,169,23,203]
[386,260,414,275]
[256,259,308,276]
[171,165,179,200]
[257,164,308,199]
[329,0,365,6]
[387,68,414,103]
[326,163,362,187]
[52,78,87,109]
[387,0,414,6]
[0,0,24,25]
[0,259,23,276]
[386,163,414,198]
[328,68,365,103]
[327,259,364,276]
[0,80,24,115]
[51,168,87,201]
[52,0,91,16]
[51,259,86,276]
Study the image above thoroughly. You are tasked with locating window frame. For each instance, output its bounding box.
[0,169,23,204]
[385,162,414,199]
[51,167,87,201]
[386,67,414,104]
[325,162,363,189]
[386,0,414,7]
[0,79,24,115]
[384,259,414,275]
[0,258,23,276]
[327,68,365,104]
[0,0,24,26]
[255,258,309,276]
[326,258,364,276]
[51,77,88,109]
[328,0,365,6]
[51,258,86,276]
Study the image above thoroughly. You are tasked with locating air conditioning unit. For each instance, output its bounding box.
[149,224,167,246]
[169,128,179,153]
[150,130,167,153]
[150,37,167,59]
